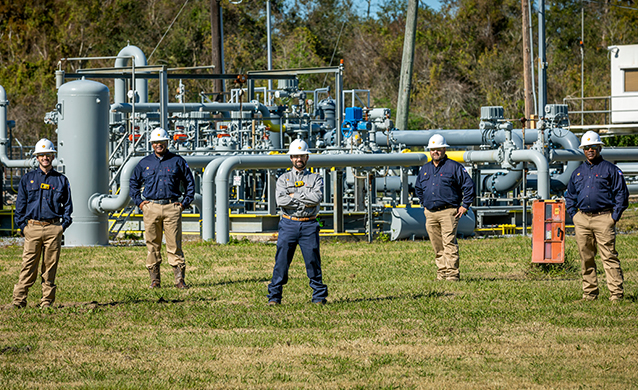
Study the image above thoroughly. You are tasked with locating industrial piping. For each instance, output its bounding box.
[207,153,431,243]
[0,85,36,168]
[114,45,149,104]
[89,155,224,214]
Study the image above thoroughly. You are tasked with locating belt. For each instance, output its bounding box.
[29,218,59,226]
[580,209,612,216]
[148,198,179,205]
[428,205,457,212]
[282,214,317,222]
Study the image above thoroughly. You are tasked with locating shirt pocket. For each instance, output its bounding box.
[142,168,156,179]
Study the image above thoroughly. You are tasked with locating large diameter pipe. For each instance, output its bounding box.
[553,148,638,161]
[208,153,430,243]
[510,149,549,199]
[90,155,221,213]
[114,45,148,104]
[0,85,36,168]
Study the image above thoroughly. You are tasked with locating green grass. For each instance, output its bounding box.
[1,234,638,389]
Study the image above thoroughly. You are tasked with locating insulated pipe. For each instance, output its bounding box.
[209,153,431,243]
[89,155,221,213]
[89,156,143,213]
[510,149,549,199]
[201,157,231,241]
[483,132,524,194]
[114,45,148,104]
[553,148,638,161]
[0,85,36,168]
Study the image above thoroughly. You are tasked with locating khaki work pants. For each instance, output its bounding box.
[143,202,185,269]
[424,207,460,280]
[13,221,64,307]
[573,211,623,300]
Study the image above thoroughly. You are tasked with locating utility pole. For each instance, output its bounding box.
[210,0,223,100]
[522,0,533,128]
[395,0,419,131]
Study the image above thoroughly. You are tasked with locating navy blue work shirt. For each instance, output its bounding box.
[14,168,73,231]
[129,151,195,208]
[565,156,628,221]
[415,156,475,210]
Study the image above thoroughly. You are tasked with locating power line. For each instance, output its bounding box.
[148,0,191,62]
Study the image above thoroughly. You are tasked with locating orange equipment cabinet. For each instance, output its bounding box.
[531,200,566,263]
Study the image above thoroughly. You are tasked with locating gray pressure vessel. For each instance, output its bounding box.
[57,80,110,246]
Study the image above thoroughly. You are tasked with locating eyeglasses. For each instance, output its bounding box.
[582,146,599,151]
[36,153,54,159]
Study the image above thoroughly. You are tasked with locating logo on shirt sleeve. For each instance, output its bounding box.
[618,170,623,175]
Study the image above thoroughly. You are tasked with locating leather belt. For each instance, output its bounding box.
[148,198,178,205]
[428,205,457,212]
[282,214,317,222]
[29,219,59,226]
[580,209,612,216]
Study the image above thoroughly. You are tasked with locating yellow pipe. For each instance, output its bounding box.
[399,150,466,163]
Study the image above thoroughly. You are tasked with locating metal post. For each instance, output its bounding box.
[400,166,410,205]
[522,163,528,236]
[266,1,273,98]
[267,169,277,215]
[538,0,547,115]
[367,172,374,243]
[335,64,344,148]
[159,66,168,130]
[332,170,344,233]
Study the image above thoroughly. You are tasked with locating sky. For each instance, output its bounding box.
[351,0,443,16]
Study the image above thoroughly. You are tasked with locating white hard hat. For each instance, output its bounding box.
[579,131,604,148]
[427,134,450,149]
[149,128,170,142]
[33,138,56,155]
[287,139,310,155]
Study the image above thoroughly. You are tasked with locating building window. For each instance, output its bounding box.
[625,69,638,92]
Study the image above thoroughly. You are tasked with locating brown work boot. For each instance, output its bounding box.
[148,265,161,288]
[173,265,189,289]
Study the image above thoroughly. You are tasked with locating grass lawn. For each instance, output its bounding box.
[1,233,638,389]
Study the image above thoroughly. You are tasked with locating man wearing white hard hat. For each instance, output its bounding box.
[130,128,195,289]
[565,131,629,302]
[415,134,475,281]
[12,138,73,309]
[267,139,328,305]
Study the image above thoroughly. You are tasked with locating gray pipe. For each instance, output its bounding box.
[110,102,272,119]
[463,148,550,199]
[208,153,431,243]
[553,148,638,161]
[0,85,36,168]
[628,184,638,194]
[202,157,231,240]
[484,132,524,194]
[114,45,148,104]
[510,149,549,199]
[90,155,220,213]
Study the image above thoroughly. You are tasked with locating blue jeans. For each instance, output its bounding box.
[268,218,328,303]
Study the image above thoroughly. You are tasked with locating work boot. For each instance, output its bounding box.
[148,264,161,288]
[173,265,189,289]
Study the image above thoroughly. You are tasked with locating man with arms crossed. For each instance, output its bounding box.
[565,131,629,302]
[415,134,475,281]
[267,139,328,305]
[13,138,73,309]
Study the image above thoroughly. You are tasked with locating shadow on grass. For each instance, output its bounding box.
[334,290,448,304]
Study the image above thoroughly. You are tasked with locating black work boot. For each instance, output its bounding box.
[173,265,189,289]
[148,265,161,288]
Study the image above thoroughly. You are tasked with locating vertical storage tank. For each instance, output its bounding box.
[57,80,110,246]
